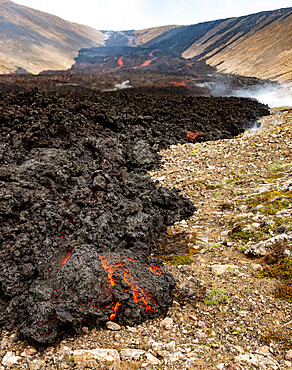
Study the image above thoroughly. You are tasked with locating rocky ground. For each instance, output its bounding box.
[0,107,292,369]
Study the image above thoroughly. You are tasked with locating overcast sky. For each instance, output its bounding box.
[13,0,292,30]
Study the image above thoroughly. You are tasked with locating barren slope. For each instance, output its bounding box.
[138,8,292,85]
[0,0,105,74]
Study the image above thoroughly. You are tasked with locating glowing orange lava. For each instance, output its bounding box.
[110,302,121,321]
[170,78,195,88]
[147,265,164,276]
[186,131,200,140]
[117,57,124,67]
[99,255,158,320]
[61,245,77,266]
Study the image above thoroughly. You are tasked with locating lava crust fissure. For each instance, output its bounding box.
[0,89,269,344]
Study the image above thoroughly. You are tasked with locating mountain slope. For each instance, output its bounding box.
[138,8,292,85]
[0,0,105,74]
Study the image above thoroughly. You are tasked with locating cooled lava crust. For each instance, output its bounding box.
[0,89,269,344]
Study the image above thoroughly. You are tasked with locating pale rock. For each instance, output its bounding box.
[252,213,267,222]
[284,248,292,257]
[2,352,22,367]
[21,346,37,357]
[211,264,238,275]
[252,186,271,195]
[58,345,72,357]
[258,346,270,357]
[165,341,176,351]
[283,360,292,368]
[235,353,280,369]
[165,351,186,363]
[106,321,121,331]
[197,320,205,328]
[285,349,292,360]
[217,364,243,370]
[0,339,8,350]
[245,234,290,256]
[151,342,164,351]
[28,360,47,370]
[145,353,160,365]
[161,317,173,329]
[156,350,169,358]
[276,208,292,217]
[73,348,120,369]
[120,349,145,361]
[250,263,263,272]
[238,310,249,317]
[195,329,207,339]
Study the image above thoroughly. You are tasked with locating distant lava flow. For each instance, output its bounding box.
[134,50,157,69]
[117,57,124,68]
[170,78,195,88]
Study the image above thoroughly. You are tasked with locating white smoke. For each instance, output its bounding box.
[232,85,292,108]
[103,80,132,92]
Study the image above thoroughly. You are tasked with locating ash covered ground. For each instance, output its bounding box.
[0,89,269,344]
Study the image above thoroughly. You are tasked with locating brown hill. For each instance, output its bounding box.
[138,8,292,85]
[0,0,105,74]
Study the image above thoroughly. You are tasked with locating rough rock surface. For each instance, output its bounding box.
[245,234,291,256]
[0,106,291,369]
[0,89,269,344]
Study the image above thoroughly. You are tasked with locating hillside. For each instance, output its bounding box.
[138,8,292,85]
[0,0,105,74]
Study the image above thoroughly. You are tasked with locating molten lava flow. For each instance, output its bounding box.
[147,265,164,276]
[61,245,77,266]
[171,81,187,87]
[140,60,153,67]
[110,302,121,321]
[186,131,200,140]
[170,78,195,88]
[134,51,157,69]
[117,57,124,68]
[99,254,158,320]
[99,255,124,286]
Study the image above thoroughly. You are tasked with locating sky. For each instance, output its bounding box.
[13,0,292,31]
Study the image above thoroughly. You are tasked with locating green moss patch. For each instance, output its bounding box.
[246,190,292,216]
[159,254,196,266]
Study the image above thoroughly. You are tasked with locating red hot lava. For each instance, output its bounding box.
[99,254,159,321]
[117,57,124,68]
[187,131,200,140]
[61,245,77,266]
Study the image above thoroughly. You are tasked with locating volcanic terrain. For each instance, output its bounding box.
[0,88,269,344]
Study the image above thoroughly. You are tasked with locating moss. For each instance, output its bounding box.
[204,288,229,305]
[245,190,292,216]
[265,173,285,181]
[160,254,196,266]
[258,259,292,304]
[205,183,224,190]
[228,224,265,243]
[225,177,243,185]
[267,162,292,172]
[258,259,292,280]
[275,284,292,303]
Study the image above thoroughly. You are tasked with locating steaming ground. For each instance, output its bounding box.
[233,85,292,108]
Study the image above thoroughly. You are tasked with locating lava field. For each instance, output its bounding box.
[0,89,270,344]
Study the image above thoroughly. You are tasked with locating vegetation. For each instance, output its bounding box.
[159,254,196,266]
[204,288,229,305]
[258,259,292,303]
